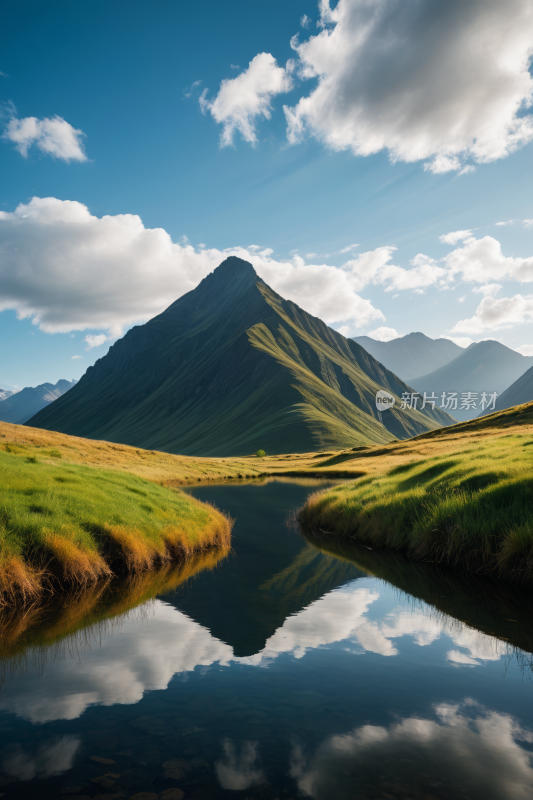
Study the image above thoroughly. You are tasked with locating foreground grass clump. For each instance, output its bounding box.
[0,449,231,606]
[300,430,533,584]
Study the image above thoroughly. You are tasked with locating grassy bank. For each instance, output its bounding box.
[0,446,231,607]
[299,402,533,584]
[0,550,227,670]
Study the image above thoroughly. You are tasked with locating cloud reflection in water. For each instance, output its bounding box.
[0,581,511,723]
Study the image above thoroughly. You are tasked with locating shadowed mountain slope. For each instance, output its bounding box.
[352,332,463,381]
[29,258,452,455]
[353,333,463,381]
[479,365,533,417]
[410,340,533,422]
[0,379,76,425]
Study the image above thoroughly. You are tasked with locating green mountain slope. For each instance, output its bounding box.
[352,332,463,381]
[410,339,533,422]
[28,258,452,455]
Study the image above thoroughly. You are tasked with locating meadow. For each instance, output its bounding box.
[0,435,231,606]
[3,398,533,606]
[299,402,533,584]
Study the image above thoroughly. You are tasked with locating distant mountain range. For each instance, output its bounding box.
[410,340,533,422]
[0,388,16,402]
[352,332,464,382]
[479,365,533,417]
[28,257,453,455]
[0,379,77,425]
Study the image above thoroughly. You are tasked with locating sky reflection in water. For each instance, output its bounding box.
[1,479,533,800]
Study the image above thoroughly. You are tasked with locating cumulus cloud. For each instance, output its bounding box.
[340,247,446,294]
[2,107,87,161]
[516,344,533,356]
[444,235,533,284]
[365,326,399,342]
[200,53,293,146]
[451,294,533,334]
[283,0,533,173]
[0,197,384,339]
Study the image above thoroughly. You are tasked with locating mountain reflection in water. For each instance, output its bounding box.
[1,478,533,800]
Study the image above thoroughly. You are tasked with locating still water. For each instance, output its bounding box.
[2,477,533,800]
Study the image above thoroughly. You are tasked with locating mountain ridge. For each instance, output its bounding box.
[352,332,463,381]
[410,340,533,422]
[0,379,77,425]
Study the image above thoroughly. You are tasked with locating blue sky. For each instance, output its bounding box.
[2,0,533,390]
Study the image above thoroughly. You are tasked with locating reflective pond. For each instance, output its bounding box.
[2,477,533,800]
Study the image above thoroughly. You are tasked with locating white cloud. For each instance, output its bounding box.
[0,197,384,337]
[516,344,533,356]
[84,333,108,350]
[341,247,445,294]
[200,53,293,146]
[365,326,399,342]
[472,283,502,296]
[339,243,359,253]
[439,230,474,245]
[451,294,533,334]
[2,110,87,161]
[300,14,311,28]
[524,219,533,229]
[458,295,466,303]
[496,219,519,226]
[283,0,533,173]
[445,235,533,284]
[71,355,82,359]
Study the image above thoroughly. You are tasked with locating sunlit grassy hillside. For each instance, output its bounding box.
[0,442,231,606]
[300,401,533,584]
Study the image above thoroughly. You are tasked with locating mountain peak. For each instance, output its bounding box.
[194,256,261,300]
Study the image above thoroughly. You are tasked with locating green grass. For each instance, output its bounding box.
[0,448,231,605]
[299,431,533,584]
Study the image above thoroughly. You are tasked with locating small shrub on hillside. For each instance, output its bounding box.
[256,449,266,458]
